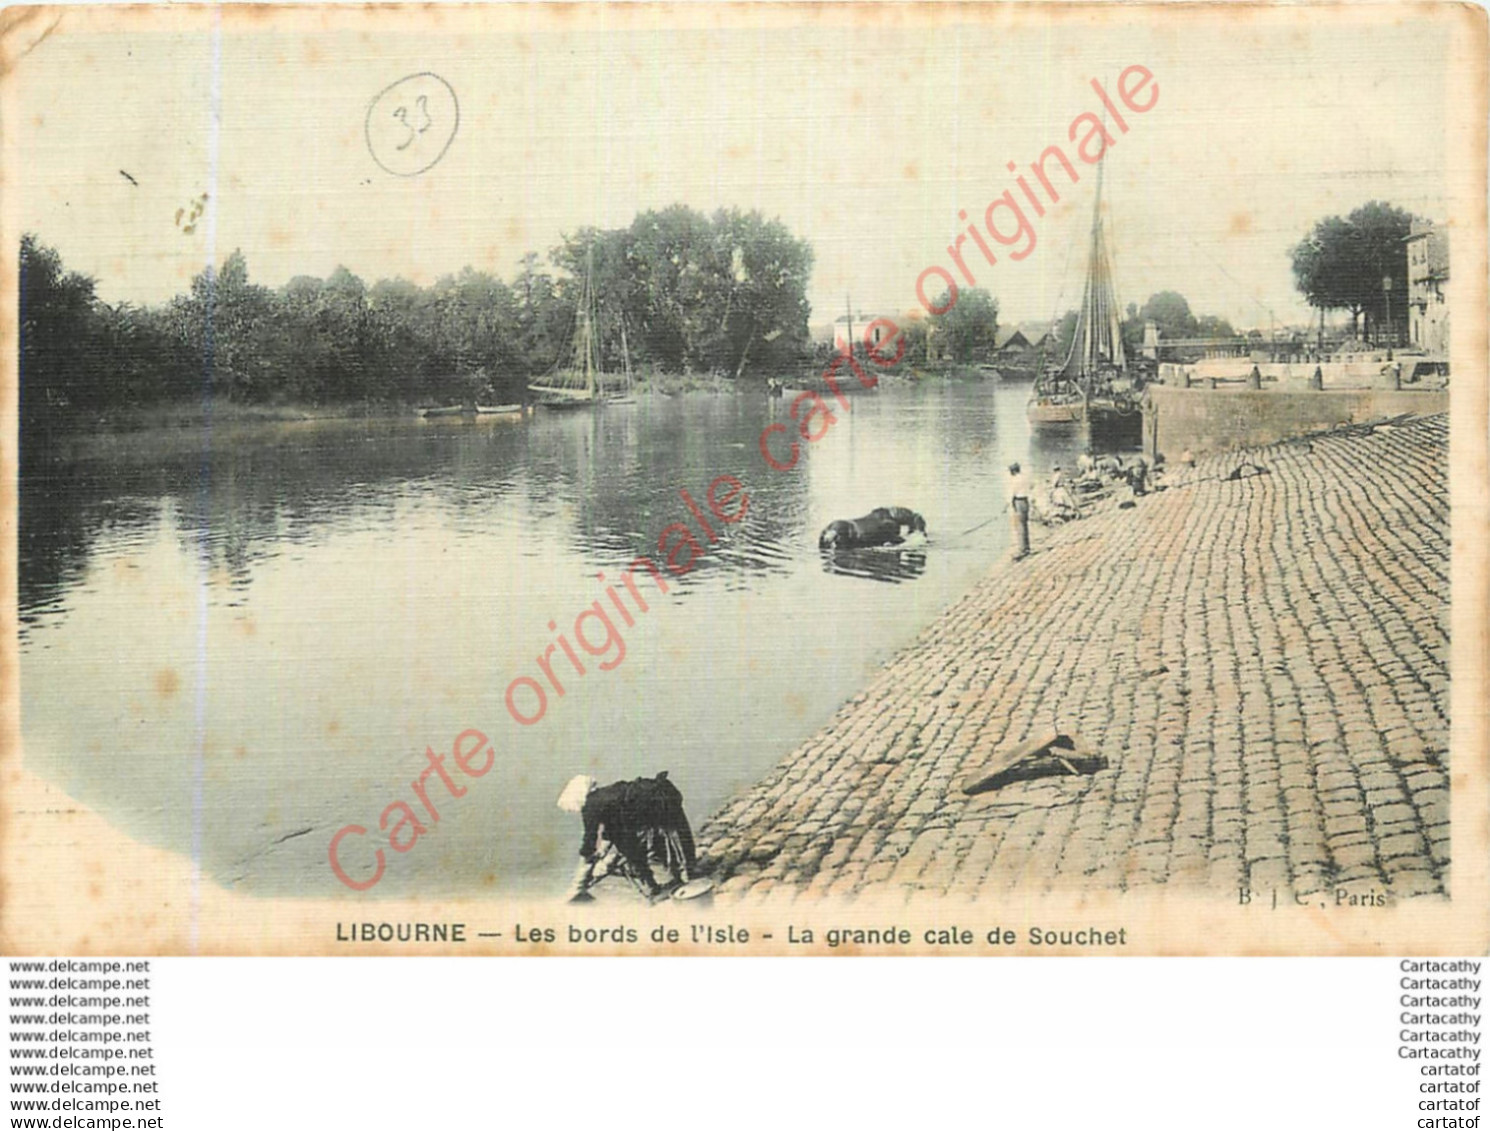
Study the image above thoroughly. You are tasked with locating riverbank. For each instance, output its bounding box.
[29,363,997,444]
[630,360,989,396]
[697,414,1453,904]
[71,399,387,432]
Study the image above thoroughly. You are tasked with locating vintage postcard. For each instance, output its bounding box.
[2,2,1485,955]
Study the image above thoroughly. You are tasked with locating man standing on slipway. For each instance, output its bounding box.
[1007,461,1031,560]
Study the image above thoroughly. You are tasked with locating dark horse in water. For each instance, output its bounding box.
[819,506,928,550]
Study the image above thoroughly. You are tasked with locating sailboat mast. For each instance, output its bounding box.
[1029,131,1144,437]
[1084,160,1105,394]
[1075,158,1127,389]
[621,319,633,393]
[585,245,597,396]
[528,237,608,406]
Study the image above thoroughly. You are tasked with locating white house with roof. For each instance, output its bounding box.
[811,311,899,351]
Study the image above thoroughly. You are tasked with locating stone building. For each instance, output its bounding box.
[812,312,897,351]
[1405,221,1450,361]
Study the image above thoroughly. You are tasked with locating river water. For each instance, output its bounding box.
[19,380,1097,898]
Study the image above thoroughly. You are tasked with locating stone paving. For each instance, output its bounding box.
[698,414,1452,902]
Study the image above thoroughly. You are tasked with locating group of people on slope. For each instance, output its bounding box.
[1005,448,1153,561]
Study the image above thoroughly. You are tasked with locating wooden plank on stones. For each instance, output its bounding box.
[961,732,1067,795]
[961,733,1107,795]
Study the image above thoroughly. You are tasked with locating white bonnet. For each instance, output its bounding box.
[556,774,597,814]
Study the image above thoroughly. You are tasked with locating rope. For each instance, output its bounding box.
[953,503,1009,539]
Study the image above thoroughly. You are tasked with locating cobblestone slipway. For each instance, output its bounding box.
[699,415,1451,904]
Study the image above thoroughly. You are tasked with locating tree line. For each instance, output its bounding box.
[909,286,1235,366]
[885,286,1237,368]
[19,205,815,435]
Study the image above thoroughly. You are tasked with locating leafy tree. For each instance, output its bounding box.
[1291,202,1415,341]
[706,208,813,376]
[422,268,524,400]
[1291,215,1357,325]
[604,207,711,371]
[555,206,813,376]
[514,253,569,375]
[320,266,375,398]
[19,235,99,428]
[367,276,429,399]
[1121,292,1236,349]
[1138,291,1198,341]
[900,317,930,364]
[92,301,188,407]
[929,286,999,363]
[179,249,279,401]
[1120,303,1143,350]
[271,267,384,403]
[1195,314,1237,339]
[1049,309,1079,364]
[18,202,817,437]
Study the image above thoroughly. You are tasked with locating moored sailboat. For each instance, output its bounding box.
[1028,160,1144,441]
[528,247,635,408]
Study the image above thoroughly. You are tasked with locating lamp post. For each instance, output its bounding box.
[1382,274,1393,352]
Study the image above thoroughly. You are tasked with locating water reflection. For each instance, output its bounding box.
[18,381,1107,897]
[819,546,928,584]
[20,417,531,635]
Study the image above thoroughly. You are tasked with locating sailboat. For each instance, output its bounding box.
[528,247,634,408]
[1028,160,1144,439]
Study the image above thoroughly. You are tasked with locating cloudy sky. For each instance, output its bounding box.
[8,5,1465,333]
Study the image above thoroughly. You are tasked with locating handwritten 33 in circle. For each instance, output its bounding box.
[365,73,460,177]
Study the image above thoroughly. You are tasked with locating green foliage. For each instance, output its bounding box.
[928,286,999,363]
[900,317,930,364]
[19,234,99,427]
[553,206,813,375]
[1138,291,1197,339]
[1194,314,1237,339]
[18,206,815,436]
[1118,293,1236,349]
[1291,201,1415,339]
[1050,309,1079,363]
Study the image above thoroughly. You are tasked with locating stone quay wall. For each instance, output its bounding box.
[698,414,1451,905]
[1143,386,1449,462]
[1164,359,1420,389]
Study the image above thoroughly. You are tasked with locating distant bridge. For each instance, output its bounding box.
[1152,337,1252,349]
[1147,337,1310,359]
